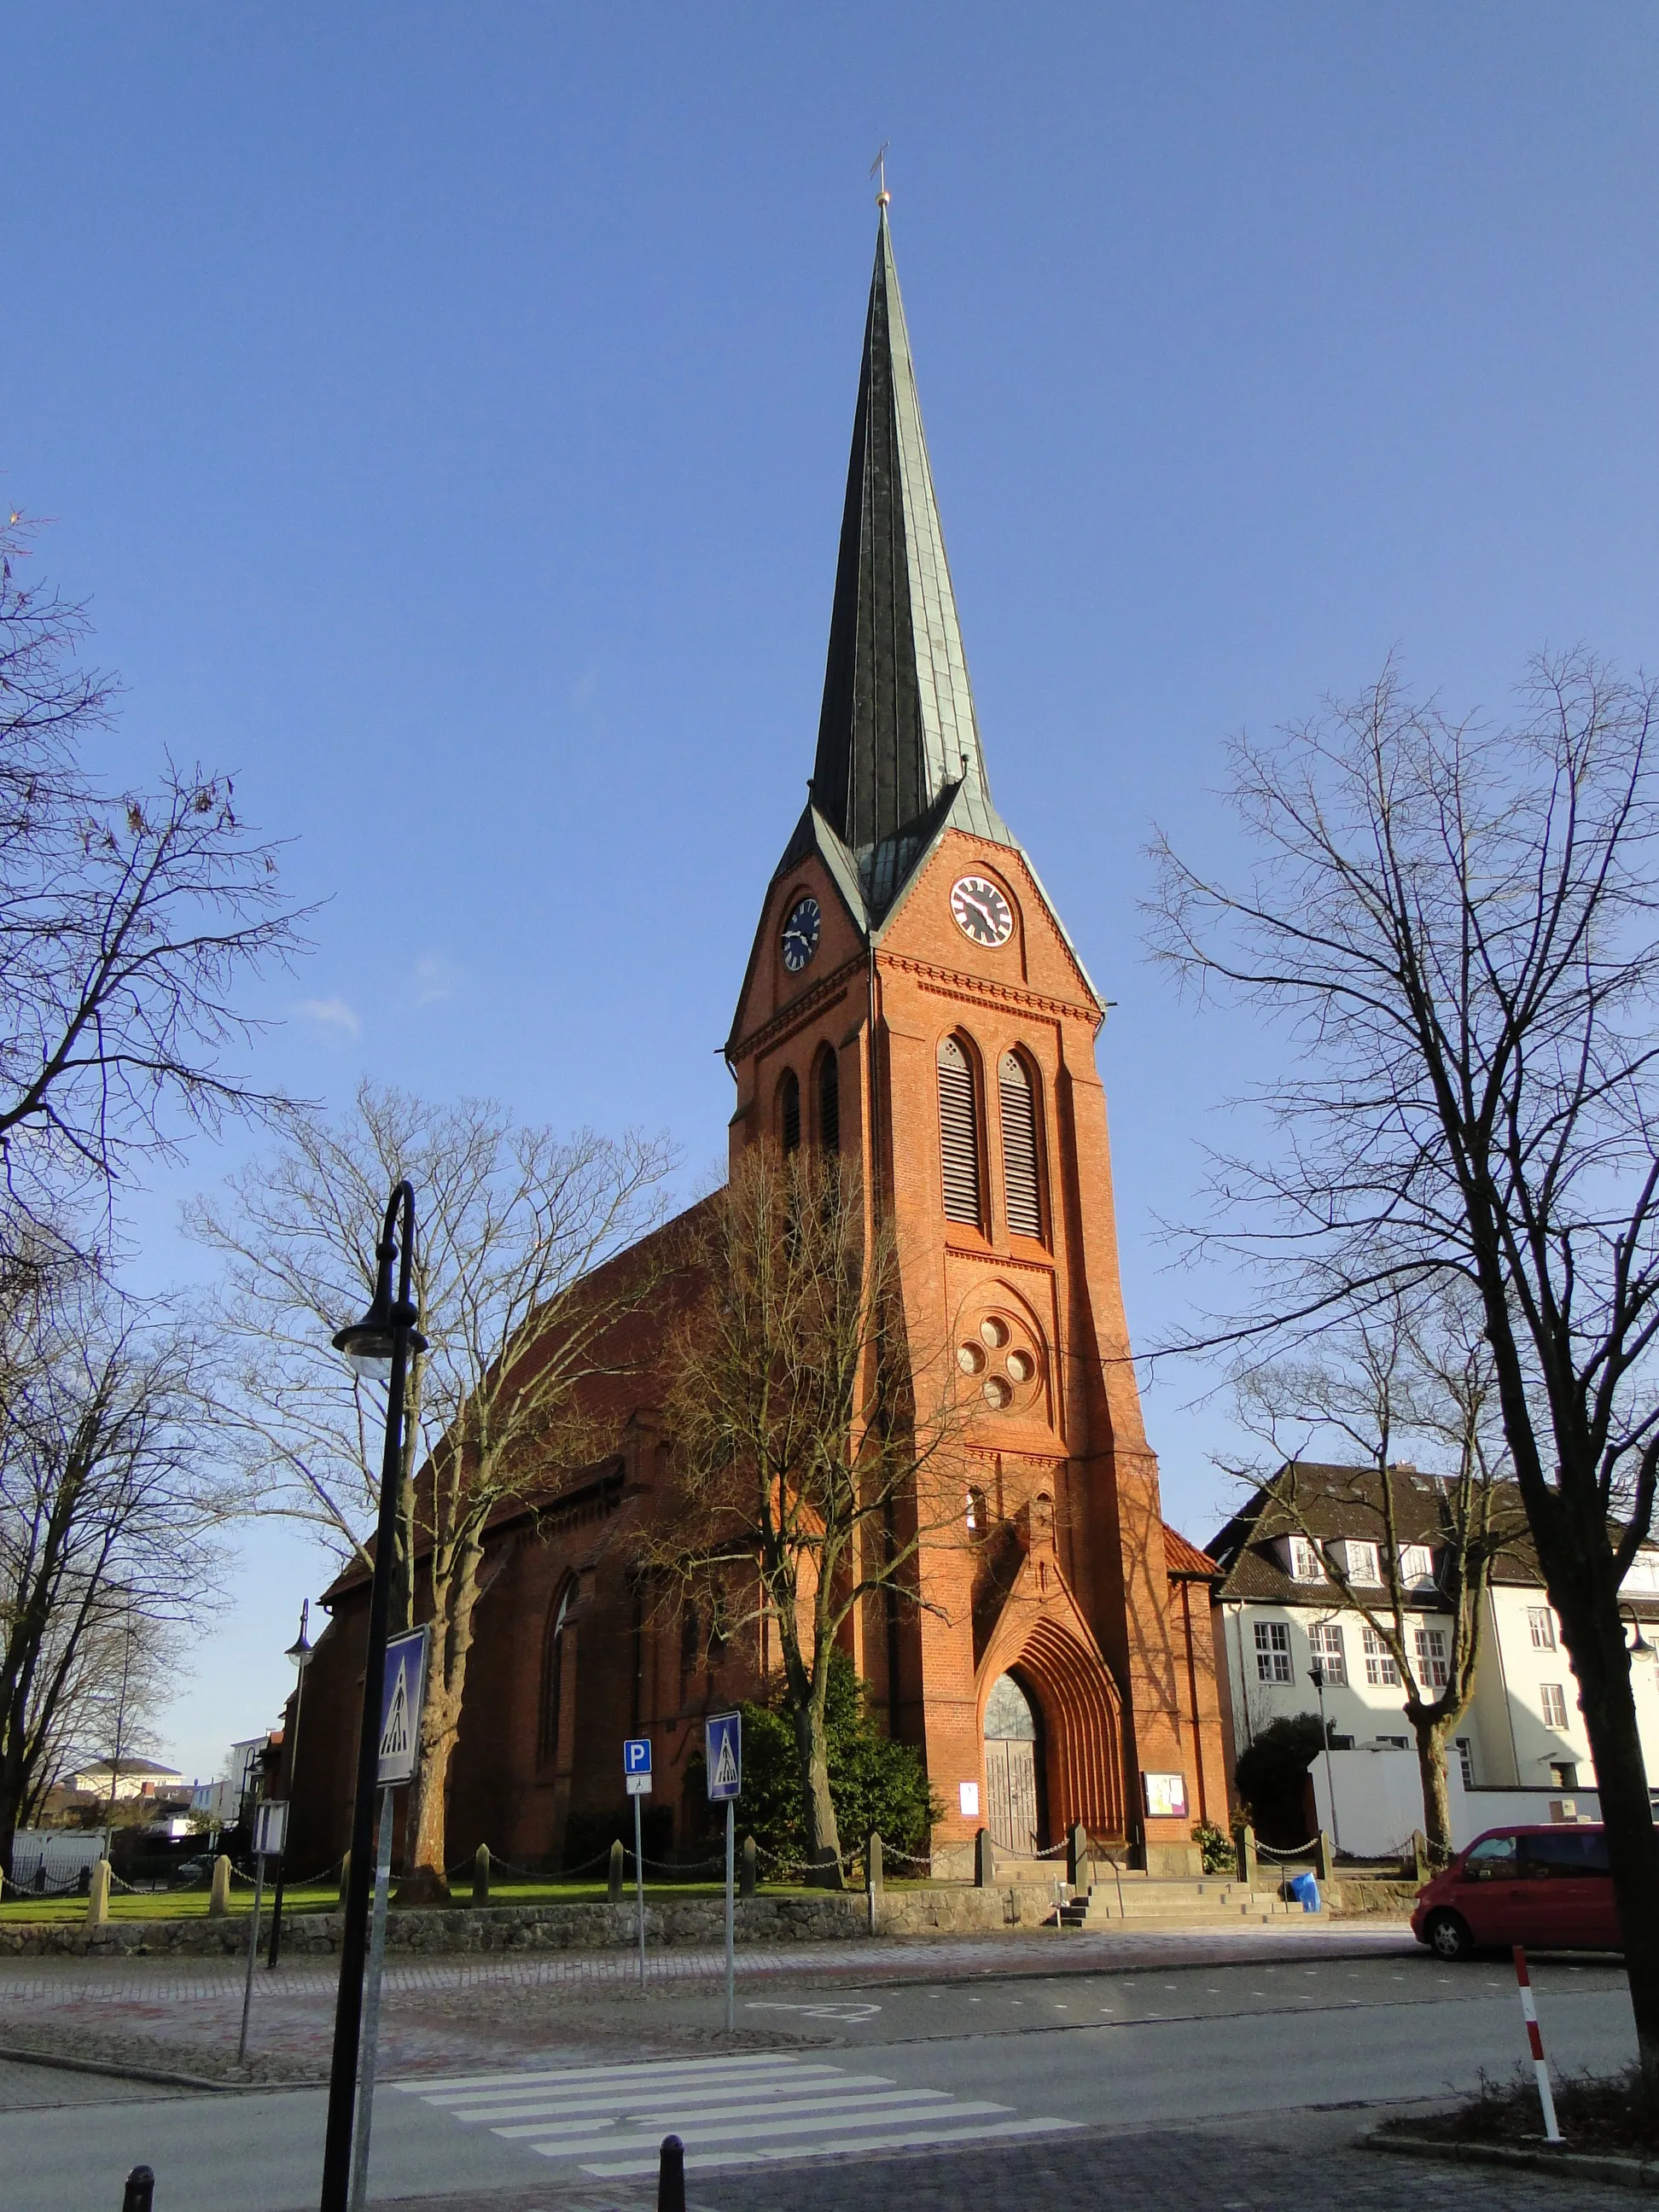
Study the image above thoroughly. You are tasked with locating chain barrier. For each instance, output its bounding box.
[1255,1840,1319,1861]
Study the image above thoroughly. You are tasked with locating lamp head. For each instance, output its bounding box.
[1631,1616,1656,1661]
[331,1283,427,1374]
[285,1599,313,1669]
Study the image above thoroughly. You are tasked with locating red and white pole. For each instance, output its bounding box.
[1512,1946,1563,2144]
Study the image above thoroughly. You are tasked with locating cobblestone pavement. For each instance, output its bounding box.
[365,2110,1639,2212]
[0,1921,1415,2085]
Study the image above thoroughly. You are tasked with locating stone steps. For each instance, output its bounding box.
[1057,1877,1299,1929]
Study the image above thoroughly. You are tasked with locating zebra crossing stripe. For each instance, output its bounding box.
[580,2114,1080,2178]
[520,2096,1019,2160]
[404,2052,805,2098]
[495,2088,952,2140]
[463,2073,907,2126]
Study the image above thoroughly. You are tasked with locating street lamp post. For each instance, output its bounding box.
[1309,1662,1340,1855]
[318,1181,425,2212]
[267,1600,314,1969]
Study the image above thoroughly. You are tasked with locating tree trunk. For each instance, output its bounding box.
[1411,1716,1453,1864]
[793,1703,843,1889]
[397,1689,457,1905]
[1562,1602,1659,2102]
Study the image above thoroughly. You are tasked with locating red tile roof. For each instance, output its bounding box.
[1163,1524,1221,1579]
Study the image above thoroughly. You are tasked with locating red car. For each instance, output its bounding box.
[1412,1824,1620,1960]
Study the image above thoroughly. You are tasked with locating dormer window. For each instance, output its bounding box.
[1284,1536,1324,1584]
[1398,1544,1436,1588]
[1331,1539,1382,1586]
[1622,1550,1659,1595]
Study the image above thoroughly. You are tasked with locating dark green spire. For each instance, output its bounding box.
[809,209,1010,916]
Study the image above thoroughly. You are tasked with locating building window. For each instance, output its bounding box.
[966,1485,988,1535]
[1457,1736,1476,1788]
[1550,1761,1579,1790]
[1254,1620,1294,1684]
[538,1580,573,1767]
[816,1047,840,1155]
[998,1054,1043,1240]
[1528,1607,1557,1651]
[1336,1540,1382,1585]
[1414,1626,1449,1690]
[1288,1536,1325,1584]
[937,1037,982,1227]
[1363,1627,1400,1685]
[779,1069,801,1155]
[1398,1545,1435,1587]
[1376,1733,1409,1749]
[1309,1621,1348,1685]
[1622,1550,1659,1594]
[678,1599,701,1703]
[1540,1682,1570,1730]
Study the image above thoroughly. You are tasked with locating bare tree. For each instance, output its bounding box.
[1227,1294,1525,1857]
[189,1084,676,1896]
[641,1147,963,1887]
[1150,651,1659,2088]
[0,1263,229,1878]
[0,509,306,1244]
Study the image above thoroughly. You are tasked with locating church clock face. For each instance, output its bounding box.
[781,895,821,973]
[951,875,1014,948]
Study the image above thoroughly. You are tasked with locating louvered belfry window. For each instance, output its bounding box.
[818,1049,840,1155]
[999,1053,1042,1239]
[780,1069,800,1155]
[937,1037,982,1226]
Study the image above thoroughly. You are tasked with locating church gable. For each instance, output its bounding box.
[872,830,1103,1019]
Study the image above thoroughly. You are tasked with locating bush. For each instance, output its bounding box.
[737,1654,942,1873]
[1192,1820,1233,1873]
[1233,1712,1328,1845]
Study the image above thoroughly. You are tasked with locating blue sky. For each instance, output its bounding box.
[6,8,1659,1782]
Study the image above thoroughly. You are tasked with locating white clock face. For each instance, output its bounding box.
[951,876,1014,948]
[781,895,821,973]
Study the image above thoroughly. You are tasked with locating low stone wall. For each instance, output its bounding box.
[0,1883,1068,1960]
[1325,1877,1423,1918]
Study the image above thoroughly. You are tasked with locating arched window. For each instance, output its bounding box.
[779,1069,801,1155]
[538,1580,573,1767]
[966,1485,988,1535]
[999,1053,1043,1240]
[816,1047,840,1155]
[937,1037,982,1227]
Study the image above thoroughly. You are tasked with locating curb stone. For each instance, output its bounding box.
[1365,2128,1659,2191]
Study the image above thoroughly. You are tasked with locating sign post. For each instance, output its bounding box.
[348,1626,428,2212]
[706,1713,742,2033]
[236,1799,288,2064]
[623,1738,652,1990]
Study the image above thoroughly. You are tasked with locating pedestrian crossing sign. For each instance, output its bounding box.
[706,1711,742,1802]
[378,1625,429,1786]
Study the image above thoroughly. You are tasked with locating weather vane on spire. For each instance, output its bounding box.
[870,143,890,208]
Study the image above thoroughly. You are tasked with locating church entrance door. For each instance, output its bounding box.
[983,1672,1042,1855]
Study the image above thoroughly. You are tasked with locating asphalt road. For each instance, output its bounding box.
[0,1945,1640,2211]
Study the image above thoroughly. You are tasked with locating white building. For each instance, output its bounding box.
[65,1755,189,1802]
[1208,1464,1659,1853]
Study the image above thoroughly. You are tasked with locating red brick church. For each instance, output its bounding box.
[287,210,1226,1881]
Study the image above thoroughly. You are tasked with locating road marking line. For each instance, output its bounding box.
[404,2053,805,2096]
[580,2115,1081,2176]
[498,2090,952,2142]
[526,2098,1019,2159]
[437,2065,857,2116]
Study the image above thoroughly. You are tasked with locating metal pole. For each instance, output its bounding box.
[236,1850,265,2065]
[634,1790,646,1990]
[320,1183,416,2212]
[1312,1663,1340,1854]
[348,1790,395,2212]
[270,1627,309,1969]
[724,1799,735,2034]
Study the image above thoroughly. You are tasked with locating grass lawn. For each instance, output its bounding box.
[0,1878,823,1924]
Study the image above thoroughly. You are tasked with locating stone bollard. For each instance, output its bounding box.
[741,1835,757,1900]
[866,1830,883,1935]
[1067,1819,1091,1894]
[1234,1822,1258,1889]
[208,1854,231,1918]
[975,1826,995,1889]
[122,2165,155,2212]
[657,2133,685,2212]
[1410,1829,1429,1885]
[337,1849,350,1906]
[608,1838,626,1903]
[85,1858,111,1928]
[1315,1829,1335,1883]
[472,1843,491,1906]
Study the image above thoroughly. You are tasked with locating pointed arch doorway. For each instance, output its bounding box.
[983,1672,1045,1854]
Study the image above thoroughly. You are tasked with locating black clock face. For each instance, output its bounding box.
[951,875,1014,947]
[781,895,821,974]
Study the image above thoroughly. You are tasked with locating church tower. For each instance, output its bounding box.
[725,209,1221,1872]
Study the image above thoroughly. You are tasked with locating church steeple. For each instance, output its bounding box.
[807,208,1013,920]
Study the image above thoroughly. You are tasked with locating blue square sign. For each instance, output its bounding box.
[706,1712,742,1802]
[623,1738,651,1776]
